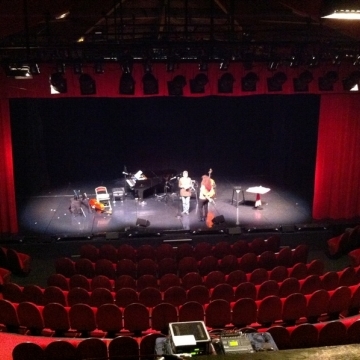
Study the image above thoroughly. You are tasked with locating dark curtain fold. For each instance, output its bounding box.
[313,94,360,219]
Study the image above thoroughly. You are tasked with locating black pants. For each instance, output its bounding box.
[199,198,209,219]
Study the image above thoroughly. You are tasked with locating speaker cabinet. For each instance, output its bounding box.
[136,218,150,227]
[212,215,225,224]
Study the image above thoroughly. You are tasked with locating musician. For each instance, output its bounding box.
[199,174,215,221]
[178,170,192,214]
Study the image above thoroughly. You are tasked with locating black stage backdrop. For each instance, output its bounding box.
[10,95,319,203]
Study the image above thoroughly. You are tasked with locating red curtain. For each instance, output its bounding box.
[313,94,360,220]
[0,98,18,234]
[0,62,360,233]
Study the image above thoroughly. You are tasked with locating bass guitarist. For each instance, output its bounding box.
[199,170,216,221]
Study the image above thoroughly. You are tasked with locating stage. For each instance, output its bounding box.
[16,175,316,241]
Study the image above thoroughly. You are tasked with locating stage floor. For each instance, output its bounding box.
[16,176,313,239]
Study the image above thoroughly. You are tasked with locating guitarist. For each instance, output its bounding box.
[178,170,192,215]
[199,171,216,221]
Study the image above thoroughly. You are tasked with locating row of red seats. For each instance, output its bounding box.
[49,259,325,293]
[80,236,282,263]
[3,266,359,310]
[2,283,360,339]
[0,247,31,276]
[12,334,165,360]
[55,245,309,280]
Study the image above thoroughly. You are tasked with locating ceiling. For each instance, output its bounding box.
[1,0,360,66]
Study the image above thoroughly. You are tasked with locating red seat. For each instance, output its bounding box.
[258,250,277,270]
[194,242,213,260]
[22,284,44,305]
[43,303,72,337]
[151,302,178,333]
[211,241,232,259]
[6,248,31,276]
[231,240,249,257]
[123,303,150,336]
[187,285,210,305]
[299,274,322,295]
[96,303,123,337]
[55,257,76,277]
[321,271,339,291]
[44,340,78,360]
[265,235,281,252]
[278,277,300,298]
[257,279,279,300]
[182,272,203,290]
[89,287,114,307]
[288,262,308,280]
[0,299,20,333]
[338,266,358,286]
[137,244,156,261]
[115,287,138,308]
[2,282,23,303]
[13,342,45,360]
[108,336,139,360]
[226,269,247,287]
[249,268,268,285]
[117,244,137,261]
[91,274,114,291]
[348,248,360,267]
[305,289,330,323]
[69,274,91,290]
[346,319,360,344]
[0,266,11,284]
[327,231,351,257]
[99,244,118,262]
[289,323,318,349]
[47,273,69,291]
[80,243,99,262]
[231,298,257,328]
[234,282,257,301]
[218,254,239,274]
[17,301,44,335]
[210,283,234,302]
[348,284,360,316]
[256,295,282,327]
[67,287,90,306]
[139,287,162,308]
[137,258,158,277]
[156,243,175,261]
[267,325,290,350]
[291,244,309,265]
[327,286,352,320]
[178,256,198,277]
[276,247,292,268]
[176,243,194,261]
[238,253,258,273]
[249,238,267,255]
[75,258,96,278]
[137,274,158,291]
[318,321,347,347]
[43,286,67,306]
[269,266,288,282]
[163,286,187,307]
[307,259,325,276]
[159,273,181,291]
[140,333,166,359]
[205,299,231,329]
[203,270,225,289]
[158,257,178,277]
[76,338,108,360]
[114,274,137,291]
[95,258,116,279]
[198,255,219,276]
[282,292,307,326]
[179,301,204,322]
[69,303,97,337]
[116,259,137,277]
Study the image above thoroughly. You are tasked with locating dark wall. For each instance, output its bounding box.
[10,95,319,201]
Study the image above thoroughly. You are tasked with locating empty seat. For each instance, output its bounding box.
[80,243,99,262]
[2,282,23,303]
[231,240,250,257]
[76,338,108,360]
[95,259,116,279]
[159,273,181,292]
[43,303,72,337]
[278,277,300,298]
[218,254,239,274]
[115,274,137,291]
[267,325,290,350]
[327,286,352,320]
[281,292,307,326]
[151,302,178,334]
[265,235,281,252]
[0,299,20,333]
[269,266,288,282]
[318,321,347,347]
[137,258,158,277]
[226,269,247,287]
[307,259,325,276]
[163,286,187,307]
[258,251,277,271]
[249,268,268,285]
[156,243,175,261]
[115,287,138,308]
[346,319,360,344]
[123,303,150,336]
[67,287,90,306]
[234,282,257,301]
[137,244,156,261]
[211,241,232,259]
[13,342,45,360]
[203,270,225,289]
[157,257,178,277]
[187,285,210,305]
[300,275,323,295]
[205,299,231,329]
[231,298,257,328]
[117,244,137,261]
[210,283,234,302]
[75,258,96,279]
[109,336,139,360]
[338,266,358,286]
[288,262,308,280]
[45,340,78,360]
[321,271,339,291]
[55,257,76,277]
[249,238,267,255]
[306,289,330,323]
[198,255,219,276]
[139,287,162,308]
[43,286,67,306]
[6,248,31,276]
[178,256,198,277]
[69,303,97,337]
[276,247,293,268]
[291,244,309,265]
[179,301,205,322]
[91,274,113,291]
[137,274,158,291]
[96,303,123,337]
[181,272,203,290]
[89,287,114,307]
[257,280,279,300]
[256,295,282,327]
[194,242,213,260]
[289,323,318,349]
[47,273,69,291]
[140,333,167,360]
[99,244,118,262]
[69,274,91,290]
[176,243,194,261]
[238,253,258,273]
[22,284,44,305]
[17,301,44,335]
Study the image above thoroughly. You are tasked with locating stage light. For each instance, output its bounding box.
[190,73,209,93]
[318,71,338,91]
[267,72,287,92]
[119,72,135,95]
[293,70,313,92]
[218,72,235,93]
[50,72,67,93]
[342,71,360,91]
[241,72,259,92]
[142,72,159,95]
[168,75,186,96]
[79,73,96,95]
[3,64,32,79]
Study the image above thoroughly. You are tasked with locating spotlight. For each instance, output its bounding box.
[318,71,338,91]
[119,72,135,95]
[190,73,209,93]
[267,72,287,92]
[50,72,67,93]
[142,72,159,95]
[168,75,186,96]
[293,70,313,92]
[79,73,96,95]
[241,72,259,91]
[218,72,235,93]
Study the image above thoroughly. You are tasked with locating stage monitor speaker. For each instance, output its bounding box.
[212,215,225,224]
[136,218,150,227]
